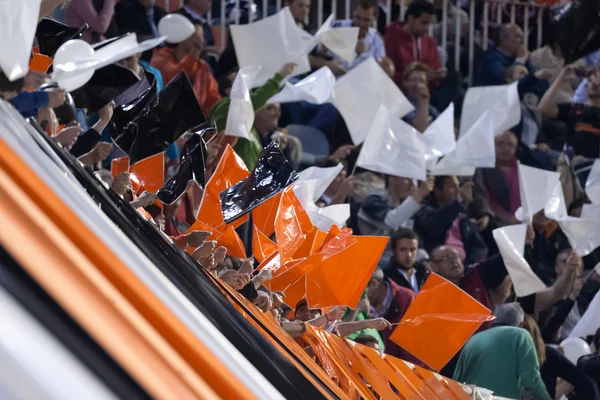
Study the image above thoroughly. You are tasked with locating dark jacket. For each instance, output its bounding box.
[383,259,430,293]
[414,197,488,266]
[542,346,600,400]
[114,0,166,61]
[579,354,600,389]
[175,7,215,47]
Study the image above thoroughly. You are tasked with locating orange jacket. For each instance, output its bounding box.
[150,47,222,116]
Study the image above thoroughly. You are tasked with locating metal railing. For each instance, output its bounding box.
[157,0,548,86]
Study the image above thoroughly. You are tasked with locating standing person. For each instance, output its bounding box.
[384,0,445,90]
[66,0,117,44]
[453,304,551,400]
[176,0,220,70]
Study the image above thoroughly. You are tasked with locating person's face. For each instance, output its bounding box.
[495,131,518,163]
[388,176,414,201]
[512,65,529,82]
[588,70,600,99]
[501,25,524,56]
[403,70,428,100]
[435,176,460,205]
[353,6,376,37]
[254,103,281,131]
[187,0,211,14]
[430,247,464,281]
[407,13,434,37]
[288,0,310,22]
[294,306,312,321]
[179,26,205,59]
[394,238,419,270]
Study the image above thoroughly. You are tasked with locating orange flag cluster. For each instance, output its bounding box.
[253,186,389,310]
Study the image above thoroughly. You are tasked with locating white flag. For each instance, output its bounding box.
[355,105,426,181]
[225,67,261,140]
[332,57,414,145]
[493,224,547,297]
[570,290,600,339]
[585,159,600,204]
[267,67,335,105]
[517,164,560,223]
[0,0,41,80]
[230,7,311,87]
[321,27,360,63]
[422,103,456,166]
[296,163,344,201]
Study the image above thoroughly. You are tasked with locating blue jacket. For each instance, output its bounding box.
[474,47,549,98]
[10,90,49,118]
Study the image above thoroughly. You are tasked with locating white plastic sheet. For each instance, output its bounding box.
[459,82,521,138]
[332,57,413,145]
[421,103,456,167]
[517,163,560,223]
[53,34,166,86]
[544,182,600,256]
[293,179,349,231]
[295,163,344,201]
[569,289,600,339]
[355,105,427,181]
[493,224,547,297]
[585,159,600,204]
[267,66,335,105]
[0,0,41,80]
[321,27,360,64]
[225,67,261,140]
[429,111,494,176]
[230,7,311,87]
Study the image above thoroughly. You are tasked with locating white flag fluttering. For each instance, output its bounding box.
[544,181,600,256]
[355,105,426,181]
[516,163,561,224]
[459,82,521,138]
[225,67,261,140]
[332,57,414,145]
[421,103,456,169]
[0,0,41,81]
[267,66,335,105]
[585,159,600,204]
[294,179,349,231]
[321,27,360,63]
[429,110,494,176]
[296,163,344,201]
[230,8,311,87]
[570,289,600,339]
[493,224,547,297]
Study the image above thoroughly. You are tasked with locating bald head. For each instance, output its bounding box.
[498,24,523,57]
[430,246,464,283]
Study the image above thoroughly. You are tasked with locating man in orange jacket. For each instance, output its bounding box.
[151,20,221,116]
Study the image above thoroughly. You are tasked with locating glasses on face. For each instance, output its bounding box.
[432,255,460,264]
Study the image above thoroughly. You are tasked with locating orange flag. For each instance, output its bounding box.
[111,156,129,178]
[305,235,388,309]
[189,219,247,259]
[252,192,281,237]
[389,273,494,371]
[129,153,165,194]
[274,186,313,263]
[252,225,277,263]
[29,53,53,74]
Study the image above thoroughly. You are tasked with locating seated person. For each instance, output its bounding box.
[383,228,430,293]
[234,102,302,170]
[151,17,221,116]
[114,0,166,60]
[384,0,445,89]
[414,176,488,265]
[402,61,440,132]
[326,0,385,71]
[473,130,521,227]
[474,23,548,99]
[176,0,221,71]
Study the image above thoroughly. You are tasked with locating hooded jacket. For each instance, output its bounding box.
[384,22,442,88]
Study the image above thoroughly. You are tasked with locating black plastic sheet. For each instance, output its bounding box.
[111,69,157,141]
[53,92,77,125]
[156,131,210,205]
[552,0,600,64]
[116,72,206,165]
[69,129,102,158]
[36,18,88,57]
[70,64,139,113]
[220,142,299,224]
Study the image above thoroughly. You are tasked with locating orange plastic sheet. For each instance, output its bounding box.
[252,225,277,263]
[206,273,346,400]
[389,273,493,371]
[275,186,313,263]
[29,53,53,73]
[129,152,165,194]
[188,219,247,259]
[111,155,129,178]
[0,140,256,399]
[252,192,281,237]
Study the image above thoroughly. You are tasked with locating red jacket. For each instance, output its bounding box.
[384,22,441,88]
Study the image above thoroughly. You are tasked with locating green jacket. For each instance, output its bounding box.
[453,326,550,400]
[208,72,284,133]
[343,290,385,351]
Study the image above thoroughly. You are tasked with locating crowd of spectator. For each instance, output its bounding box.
[4,0,600,398]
